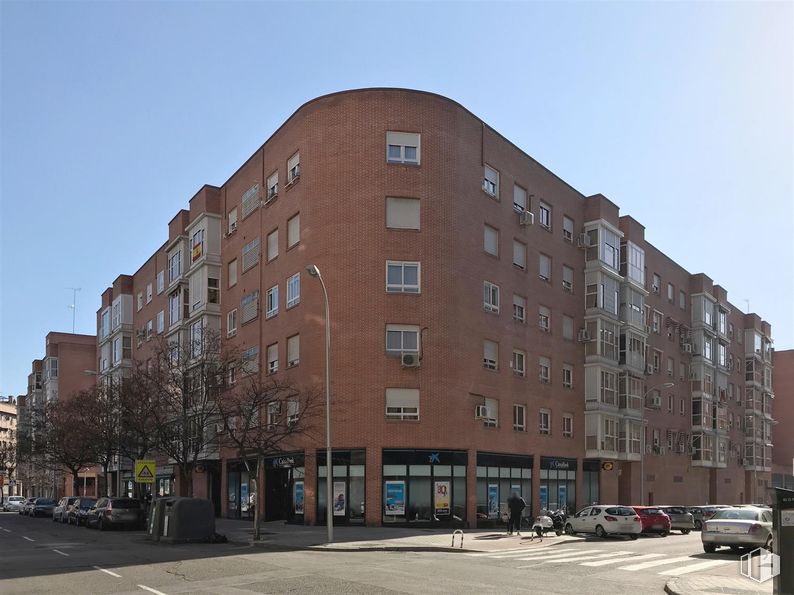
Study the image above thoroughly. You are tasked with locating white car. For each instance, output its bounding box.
[3,496,26,512]
[565,505,642,539]
[702,507,774,553]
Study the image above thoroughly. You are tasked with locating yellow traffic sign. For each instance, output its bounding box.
[135,460,156,484]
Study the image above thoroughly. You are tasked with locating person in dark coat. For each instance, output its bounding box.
[507,492,526,535]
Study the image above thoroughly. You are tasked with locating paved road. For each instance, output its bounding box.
[0,512,751,594]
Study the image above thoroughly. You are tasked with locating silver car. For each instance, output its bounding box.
[702,507,773,553]
[658,506,695,534]
[3,496,26,512]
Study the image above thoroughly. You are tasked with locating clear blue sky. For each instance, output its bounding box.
[1,1,792,397]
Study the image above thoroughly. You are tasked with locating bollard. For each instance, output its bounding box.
[451,529,464,549]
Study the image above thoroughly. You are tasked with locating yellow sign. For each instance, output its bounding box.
[601,461,615,471]
[135,460,156,484]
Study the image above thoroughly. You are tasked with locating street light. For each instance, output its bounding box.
[307,264,333,544]
[640,381,675,505]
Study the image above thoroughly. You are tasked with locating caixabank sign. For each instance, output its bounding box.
[740,547,780,583]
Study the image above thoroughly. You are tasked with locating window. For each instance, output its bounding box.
[511,350,526,377]
[191,228,204,262]
[513,185,527,212]
[667,357,674,376]
[267,171,278,200]
[623,241,645,285]
[539,253,551,282]
[266,285,278,318]
[563,216,574,242]
[241,346,259,375]
[111,299,121,329]
[267,343,278,374]
[703,337,713,362]
[652,273,661,294]
[386,324,419,355]
[242,183,261,217]
[667,394,674,413]
[539,201,551,229]
[169,291,181,325]
[562,265,574,292]
[563,414,573,437]
[137,292,143,311]
[157,271,165,294]
[169,250,182,283]
[386,197,420,230]
[513,404,526,431]
[539,357,551,383]
[562,365,573,389]
[287,334,300,367]
[652,311,662,334]
[287,152,300,183]
[483,340,498,370]
[386,261,420,293]
[539,409,550,435]
[241,238,260,271]
[228,207,238,234]
[538,305,550,332]
[483,164,499,197]
[146,283,152,304]
[286,273,300,308]
[483,281,500,313]
[603,417,617,451]
[679,290,686,310]
[386,131,420,164]
[146,319,153,339]
[563,315,574,340]
[600,228,619,270]
[227,309,237,337]
[112,337,121,364]
[385,388,419,420]
[287,398,299,425]
[667,283,674,302]
[156,310,164,333]
[267,230,278,262]
[241,291,259,324]
[122,336,131,360]
[190,319,203,358]
[208,277,219,304]
[512,240,526,270]
[287,214,300,248]
[483,397,498,427]
[512,294,526,323]
[483,225,499,256]
[228,259,238,288]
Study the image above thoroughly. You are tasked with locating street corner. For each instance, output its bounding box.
[665,575,774,595]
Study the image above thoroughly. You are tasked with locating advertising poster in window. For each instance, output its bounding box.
[294,481,305,515]
[539,485,548,512]
[384,481,405,515]
[558,485,567,512]
[240,483,249,512]
[487,484,499,519]
[332,481,346,516]
[434,481,451,515]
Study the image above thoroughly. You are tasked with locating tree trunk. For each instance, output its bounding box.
[252,455,264,541]
[103,463,111,497]
[72,469,80,497]
[179,466,193,497]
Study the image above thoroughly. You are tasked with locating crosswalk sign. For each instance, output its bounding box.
[135,460,156,484]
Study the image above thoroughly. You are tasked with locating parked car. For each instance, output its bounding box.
[53,497,79,523]
[702,506,774,553]
[564,505,641,539]
[688,505,730,530]
[86,497,144,530]
[20,498,36,515]
[30,498,57,518]
[632,506,671,536]
[67,497,97,526]
[657,506,694,534]
[3,496,26,512]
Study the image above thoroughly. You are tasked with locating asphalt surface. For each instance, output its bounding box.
[0,511,752,594]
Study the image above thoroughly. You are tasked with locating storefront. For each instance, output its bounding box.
[317,450,365,524]
[476,452,533,527]
[382,449,466,526]
[539,457,577,514]
[582,459,600,507]
[227,453,304,522]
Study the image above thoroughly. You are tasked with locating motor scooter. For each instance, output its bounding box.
[532,508,566,537]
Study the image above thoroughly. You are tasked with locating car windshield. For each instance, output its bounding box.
[606,507,636,516]
[712,509,760,521]
[111,499,140,509]
[79,499,97,508]
[643,508,663,515]
[36,499,55,505]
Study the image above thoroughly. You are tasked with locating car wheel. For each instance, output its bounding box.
[660,530,669,537]
[681,529,690,535]
[730,546,743,553]
[629,533,639,540]
[703,543,717,554]
[99,518,105,531]
[565,523,575,535]
[694,520,702,530]
[765,536,773,553]
[595,524,606,538]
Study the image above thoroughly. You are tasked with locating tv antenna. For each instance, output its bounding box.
[67,287,81,333]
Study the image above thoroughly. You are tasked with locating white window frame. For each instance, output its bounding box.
[386,324,420,356]
[513,184,527,212]
[512,350,526,377]
[228,207,238,234]
[513,404,526,432]
[386,131,420,165]
[157,271,165,294]
[539,357,551,384]
[227,309,237,337]
[287,152,300,183]
[266,285,278,318]
[512,294,526,323]
[286,273,300,308]
[562,365,573,389]
[563,216,574,242]
[385,388,420,420]
[169,250,182,284]
[267,171,278,200]
[483,281,500,313]
[483,164,499,197]
[562,265,574,292]
[483,340,498,370]
[538,305,550,332]
[563,414,573,437]
[386,261,420,293]
[539,409,551,435]
[287,335,300,368]
[539,201,551,229]
[156,310,164,333]
[146,283,152,304]
[267,343,278,374]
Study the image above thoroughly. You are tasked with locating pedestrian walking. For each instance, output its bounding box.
[507,491,526,535]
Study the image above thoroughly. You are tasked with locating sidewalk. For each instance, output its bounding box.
[215,518,572,553]
[665,575,773,595]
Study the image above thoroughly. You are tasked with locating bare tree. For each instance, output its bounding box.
[79,383,121,497]
[0,439,15,497]
[216,373,320,540]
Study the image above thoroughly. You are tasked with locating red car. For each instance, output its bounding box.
[632,506,671,536]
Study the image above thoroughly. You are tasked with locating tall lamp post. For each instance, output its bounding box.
[307,264,333,543]
[640,381,675,505]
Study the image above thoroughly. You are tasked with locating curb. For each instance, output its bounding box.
[663,578,683,595]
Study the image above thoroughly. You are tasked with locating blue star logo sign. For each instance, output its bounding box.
[429,453,440,464]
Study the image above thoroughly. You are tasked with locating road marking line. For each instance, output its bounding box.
[138,585,168,595]
[468,547,541,556]
[515,549,604,562]
[1,528,11,533]
[618,555,696,571]
[490,548,579,559]
[541,551,633,563]
[22,536,34,542]
[52,549,69,557]
[658,560,732,576]
[581,553,663,567]
[94,566,122,578]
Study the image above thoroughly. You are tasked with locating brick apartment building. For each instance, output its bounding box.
[17,332,99,498]
[772,349,793,491]
[1,397,18,497]
[81,88,777,526]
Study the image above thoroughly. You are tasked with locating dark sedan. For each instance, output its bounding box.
[67,497,97,526]
[30,498,57,518]
[86,497,144,530]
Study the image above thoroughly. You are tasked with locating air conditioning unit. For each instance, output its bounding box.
[648,395,662,409]
[682,343,693,353]
[519,210,534,226]
[646,364,654,375]
[400,352,421,368]
[577,233,591,248]
[577,329,591,342]
[475,405,492,419]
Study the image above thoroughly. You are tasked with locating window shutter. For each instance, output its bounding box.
[241,183,261,218]
[241,291,259,323]
[386,197,420,230]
